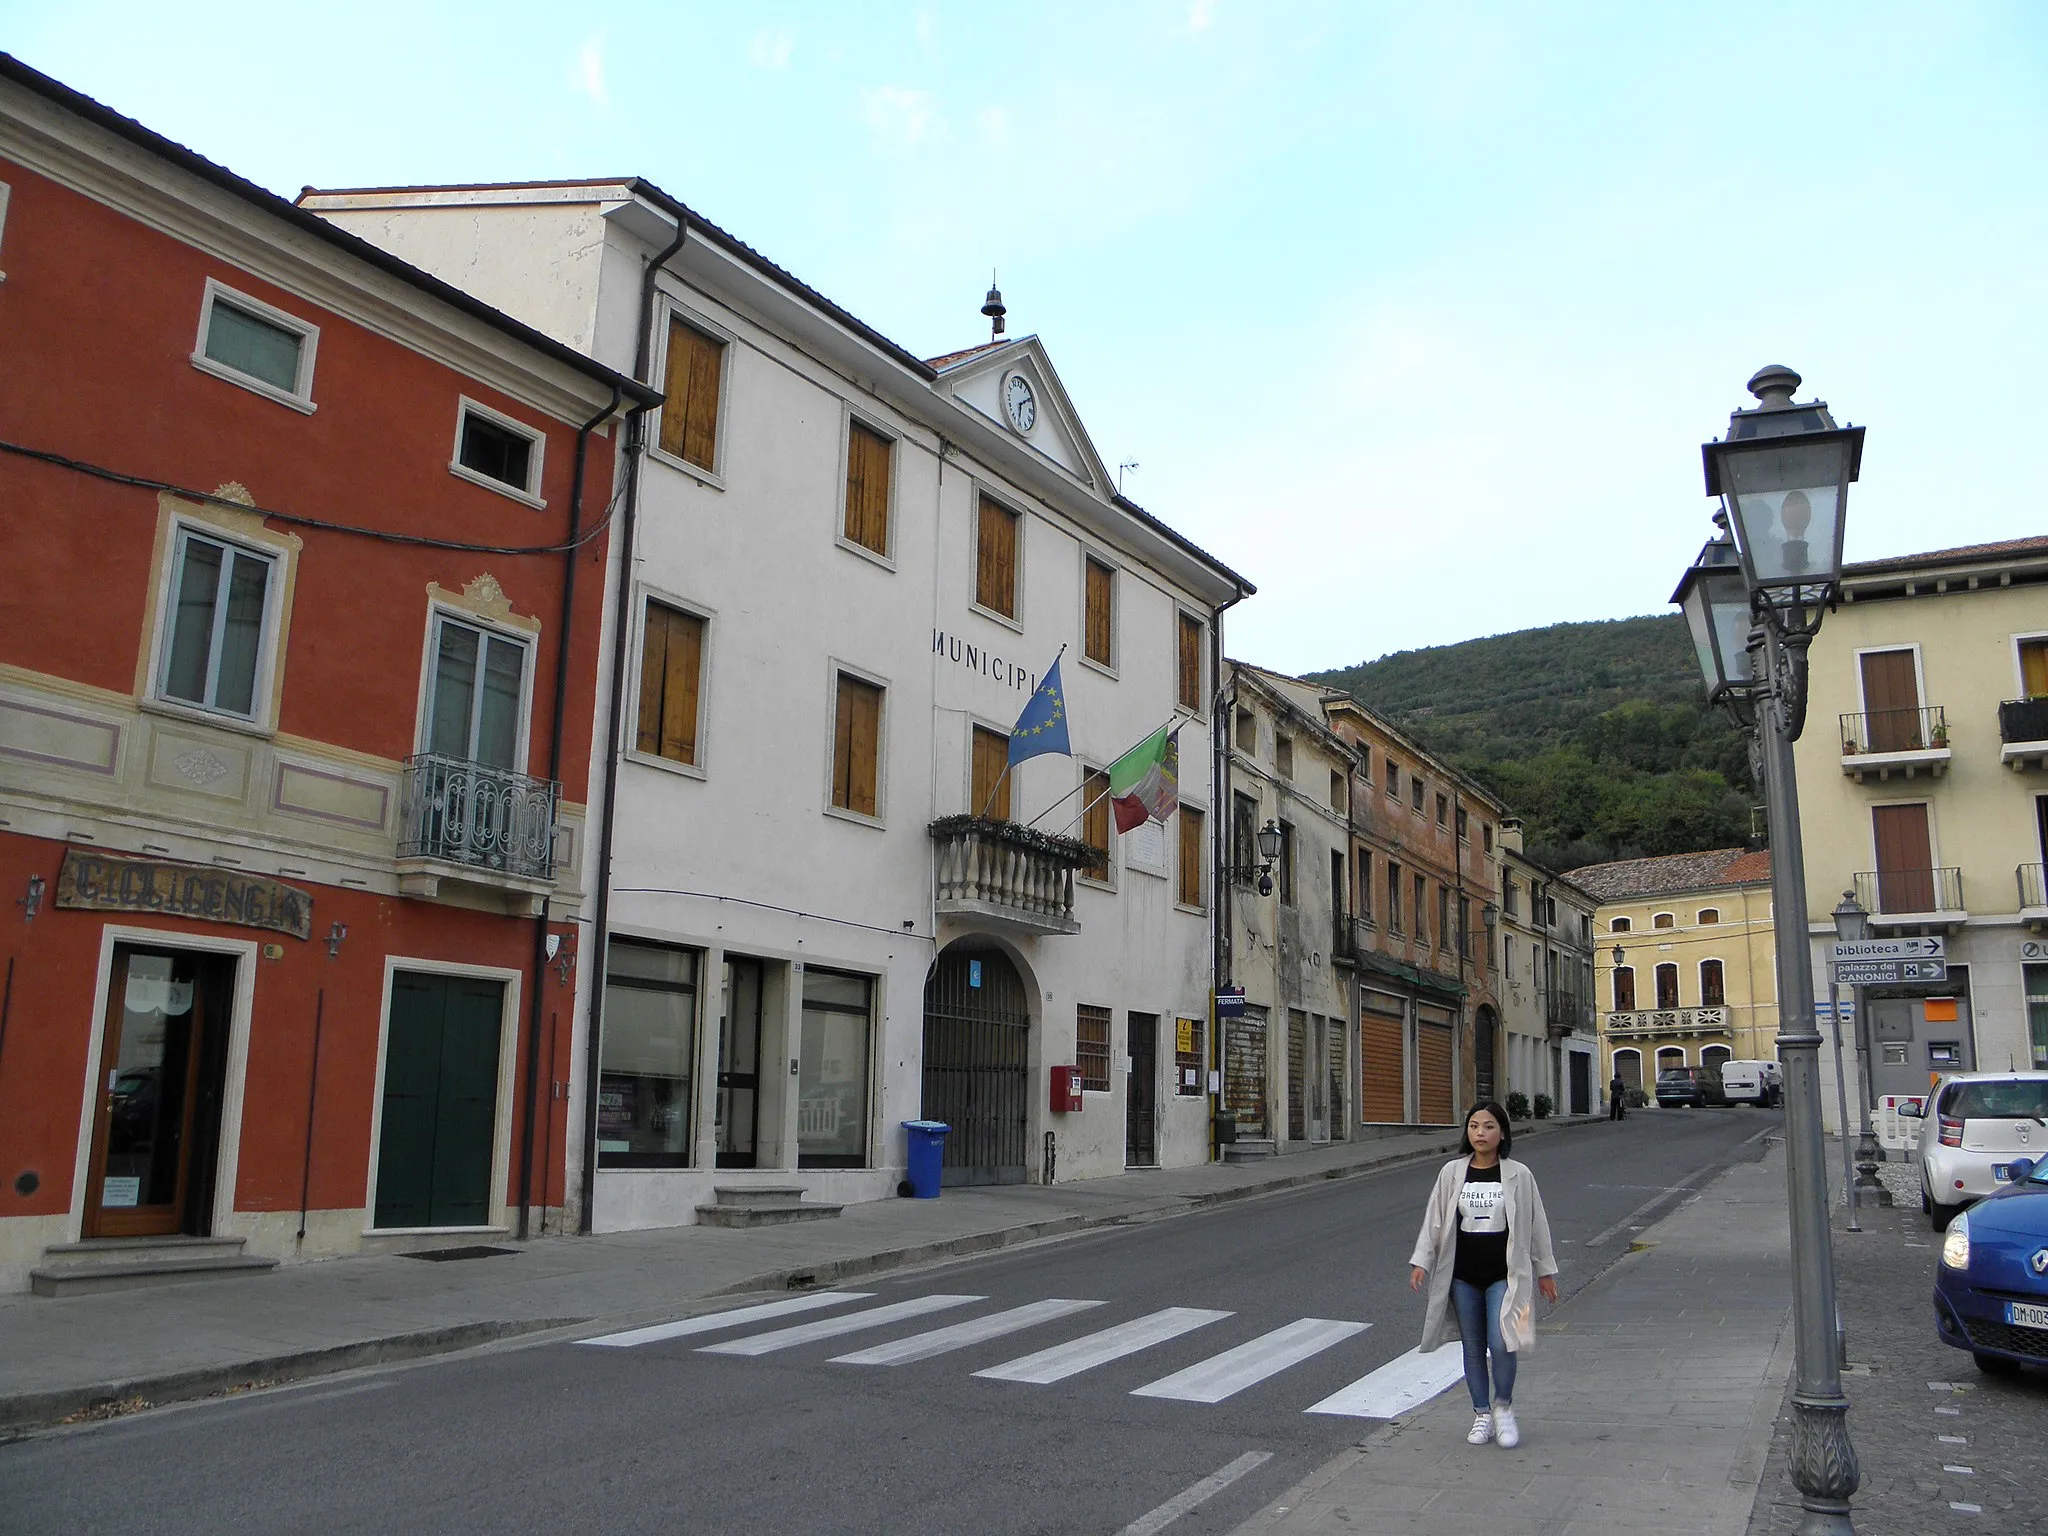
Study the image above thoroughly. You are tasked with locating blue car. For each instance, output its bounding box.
[1934,1153,2048,1375]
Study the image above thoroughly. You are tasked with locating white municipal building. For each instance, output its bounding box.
[307,179,1254,1231]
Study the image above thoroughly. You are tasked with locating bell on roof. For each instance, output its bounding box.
[981,274,1006,339]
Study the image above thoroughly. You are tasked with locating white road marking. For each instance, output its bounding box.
[1943,1464,1974,1475]
[699,1294,982,1356]
[579,1291,873,1348]
[1116,1450,1274,1536]
[828,1299,1106,1365]
[1131,1319,1369,1404]
[1303,1343,1465,1419]
[1939,1434,1968,1444]
[1935,1406,1963,1416]
[1950,1503,1982,1514]
[976,1307,1232,1384]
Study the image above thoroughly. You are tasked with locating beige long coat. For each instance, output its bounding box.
[1407,1156,1559,1354]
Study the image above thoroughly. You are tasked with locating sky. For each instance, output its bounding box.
[7,2,2044,674]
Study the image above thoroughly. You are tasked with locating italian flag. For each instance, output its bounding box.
[1107,727,1180,833]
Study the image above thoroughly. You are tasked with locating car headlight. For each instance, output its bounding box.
[1941,1210,1970,1271]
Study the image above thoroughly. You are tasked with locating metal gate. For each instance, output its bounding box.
[921,948,1030,1186]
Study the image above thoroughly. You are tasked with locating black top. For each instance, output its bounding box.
[1452,1160,1509,1286]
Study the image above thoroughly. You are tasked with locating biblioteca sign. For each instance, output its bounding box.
[55,849,314,940]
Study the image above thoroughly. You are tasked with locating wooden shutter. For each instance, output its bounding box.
[1081,767,1111,880]
[660,319,724,470]
[1177,613,1202,712]
[635,601,704,765]
[971,725,1011,821]
[844,421,892,554]
[1177,805,1204,907]
[1859,649,1920,751]
[1872,802,1934,912]
[1084,558,1113,665]
[1613,967,1636,1011]
[977,496,1019,617]
[833,674,882,816]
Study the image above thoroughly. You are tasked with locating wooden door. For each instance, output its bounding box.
[83,947,216,1238]
[1859,650,1921,752]
[1872,803,1935,914]
[374,973,504,1229]
[1359,1003,1406,1123]
[1125,1014,1157,1166]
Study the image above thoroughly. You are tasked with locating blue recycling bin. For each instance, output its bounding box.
[901,1120,950,1199]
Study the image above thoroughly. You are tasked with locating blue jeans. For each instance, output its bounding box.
[1450,1278,1517,1410]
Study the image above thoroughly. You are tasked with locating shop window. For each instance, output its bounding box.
[597,941,699,1167]
[798,968,872,1167]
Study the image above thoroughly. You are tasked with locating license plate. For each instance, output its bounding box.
[1994,1163,2018,1181]
[2008,1301,2048,1330]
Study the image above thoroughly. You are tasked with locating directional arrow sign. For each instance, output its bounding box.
[1832,959,1948,985]
[1828,936,1945,963]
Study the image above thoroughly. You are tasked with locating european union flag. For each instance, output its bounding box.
[1007,656,1071,765]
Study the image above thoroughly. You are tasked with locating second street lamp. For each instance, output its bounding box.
[1831,888,1888,1206]
[1680,365,1864,1535]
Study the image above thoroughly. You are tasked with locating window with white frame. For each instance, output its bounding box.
[193,279,317,409]
[157,527,279,720]
[424,614,531,770]
[451,399,545,503]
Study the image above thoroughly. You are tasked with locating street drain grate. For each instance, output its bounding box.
[400,1245,517,1263]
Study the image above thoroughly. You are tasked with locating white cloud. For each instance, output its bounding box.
[1188,0,1220,33]
[748,26,795,71]
[859,85,943,149]
[572,34,608,108]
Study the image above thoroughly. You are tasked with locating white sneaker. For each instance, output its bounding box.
[1466,1412,1493,1445]
[1493,1404,1520,1448]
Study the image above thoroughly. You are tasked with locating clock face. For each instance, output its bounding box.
[1004,373,1037,434]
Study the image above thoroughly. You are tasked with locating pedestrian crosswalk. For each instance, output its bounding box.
[579,1290,1465,1417]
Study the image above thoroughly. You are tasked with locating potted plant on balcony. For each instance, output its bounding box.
[1929,722,1949,749]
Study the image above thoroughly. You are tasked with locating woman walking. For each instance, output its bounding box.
[1407,1101,1560,1447]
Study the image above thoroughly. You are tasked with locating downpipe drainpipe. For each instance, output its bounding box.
[1209,586,1247,1160]
[579,211,689,1234]
[519,381,622,1242]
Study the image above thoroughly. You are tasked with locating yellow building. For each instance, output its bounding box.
[1569,848,1779,1096]
[1792,536,2048,1118]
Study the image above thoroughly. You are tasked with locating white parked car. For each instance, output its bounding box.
[1902,1072,2048,1230]
[1720,1060,1782,1107]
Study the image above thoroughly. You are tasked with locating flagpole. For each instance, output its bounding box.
[976,763,1012,820]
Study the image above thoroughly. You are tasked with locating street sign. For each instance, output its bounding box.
[1831,958,1948,984]
[1828,936,1944,962]
[1214,987,1246,1018]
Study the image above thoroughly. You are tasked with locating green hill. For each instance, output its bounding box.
[1307,614,1757,871]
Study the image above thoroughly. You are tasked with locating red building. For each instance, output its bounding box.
[0,58,654,1292]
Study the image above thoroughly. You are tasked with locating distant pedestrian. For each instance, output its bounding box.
[1408,1100,1560,1449]
[1609,1074,1628,1121]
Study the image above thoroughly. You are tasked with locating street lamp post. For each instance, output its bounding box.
[1673,365,1865,1535]
[1831,889,1888,1205]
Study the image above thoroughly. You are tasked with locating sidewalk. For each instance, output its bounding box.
[0,1115,1603,1434]
[1233,1133,1794,1536]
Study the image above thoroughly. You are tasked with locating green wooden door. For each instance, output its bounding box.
[375,973,504,1229]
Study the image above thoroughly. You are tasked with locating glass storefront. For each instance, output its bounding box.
[798,967,872,1168]
[2028,964,2048,1071]
[598,941,698,1167]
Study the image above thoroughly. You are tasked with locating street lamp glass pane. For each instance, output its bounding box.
[1722,439,1850,585]
[1675,562,1752,693]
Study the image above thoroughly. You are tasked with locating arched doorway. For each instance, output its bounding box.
[1474,1005,1499,1103]
[1702,1043,1732,1072]
[922,946,1031,1185]
[1612,1048,1642,1093]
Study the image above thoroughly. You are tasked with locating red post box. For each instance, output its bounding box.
[1050,1064,1084,1113]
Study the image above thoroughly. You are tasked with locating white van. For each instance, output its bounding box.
[1721,1060,1781,1107]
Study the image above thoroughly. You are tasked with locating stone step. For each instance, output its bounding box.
[1224,1139,1276,1165]
[695,1200,844,1229]
[708,1186,810,1207]
[31,1236,276,1297]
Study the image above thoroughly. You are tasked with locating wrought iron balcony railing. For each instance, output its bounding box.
[930,816,1090,936]
[1852,866,1965,919]
[1839,706,1950,780]
[398,753,559,882]
[1545,991,1593,1035]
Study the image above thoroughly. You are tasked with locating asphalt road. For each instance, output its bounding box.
[0,1108,1779,1536]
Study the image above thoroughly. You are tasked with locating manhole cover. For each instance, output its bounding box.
[400,1245,517,1263]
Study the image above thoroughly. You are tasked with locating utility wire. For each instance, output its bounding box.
[0,436,625,556]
